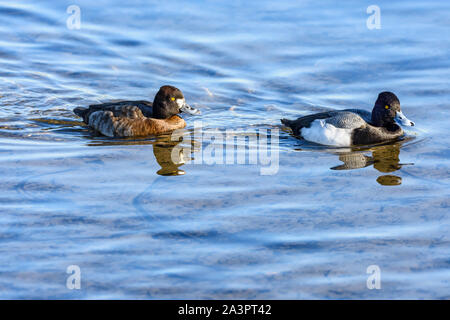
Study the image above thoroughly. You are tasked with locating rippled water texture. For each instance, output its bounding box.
[0,0,449,299]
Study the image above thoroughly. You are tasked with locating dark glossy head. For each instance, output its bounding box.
[152,85,185,119]
[152,85,200,119]
[371,91,414,128]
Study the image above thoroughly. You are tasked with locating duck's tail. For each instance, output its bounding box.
[281,118,293,127]
[73,107,88,122]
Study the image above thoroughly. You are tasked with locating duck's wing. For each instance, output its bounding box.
[82,105,147,137]
[281,109,371,131]
[324,111,367,129]
[88,111,185,138]
[343,109,372,123]
[74,100,153,123]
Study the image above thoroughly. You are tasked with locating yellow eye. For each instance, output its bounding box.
[385,105,389,109]
[171,97,175,101]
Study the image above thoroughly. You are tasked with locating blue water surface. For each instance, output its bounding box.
[0,0,449,299]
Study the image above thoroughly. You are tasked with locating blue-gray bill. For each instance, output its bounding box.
[395,110,415,126]
[180,103,201,115]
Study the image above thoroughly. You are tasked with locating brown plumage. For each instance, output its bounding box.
[73,85,198,137]
[87,106,186,137]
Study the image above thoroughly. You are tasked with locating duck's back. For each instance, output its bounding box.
[342,109,372,123]
[324,110,368,129]
[281,109,376,147]
[74,100,153,123]
[74,100,186,137]
[282,109,369,135]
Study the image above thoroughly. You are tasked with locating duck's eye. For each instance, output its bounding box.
[385,105,389,109]
[171,97,175,101]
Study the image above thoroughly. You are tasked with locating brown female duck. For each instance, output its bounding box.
[74,85,200,137]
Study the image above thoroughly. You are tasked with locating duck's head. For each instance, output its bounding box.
[152,85,200,119]
[371,91,414,128]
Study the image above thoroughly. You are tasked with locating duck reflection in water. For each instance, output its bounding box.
[82,129,197,176]
[330,142,413,186]
[152,134,194,176]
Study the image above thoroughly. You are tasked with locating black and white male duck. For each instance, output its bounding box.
[74,85,200,137]
[281,92,414,146]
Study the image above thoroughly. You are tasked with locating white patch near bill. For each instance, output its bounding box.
[301,119,352,146]
[176,98,185,108]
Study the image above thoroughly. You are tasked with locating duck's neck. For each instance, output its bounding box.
[384,122,401,132]
[370,114,398,130]
[152,104,168,119]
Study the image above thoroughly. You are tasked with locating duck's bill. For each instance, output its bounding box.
[180,103,201,115]
[176,98,201,115]
[395,110,415,126]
